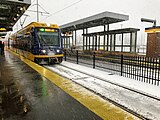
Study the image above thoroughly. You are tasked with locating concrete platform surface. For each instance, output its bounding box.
[0,51,102,120]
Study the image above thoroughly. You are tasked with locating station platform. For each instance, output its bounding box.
[0,50,139,120]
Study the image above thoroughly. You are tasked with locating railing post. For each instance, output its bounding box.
[121,54,123,76]
[93,52,95,69]
[76,50,78,64]
[64,50,66,61]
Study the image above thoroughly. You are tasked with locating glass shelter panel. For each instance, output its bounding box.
[123,33,130,45]
[131,32,136,52]
[116,34,122,45]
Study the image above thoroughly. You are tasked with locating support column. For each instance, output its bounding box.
[72,31,74,47]
[66,36,67,48]
[95,35,97,51]
[65,35,67,49]
[69,36,71,48]
[92,36,94,51]
[63,34,65,48]
[62,35,64,48]
[110,34,115,51]
[83,29,85,51]
[86,28,88,50]
[103,25,106,50]
[66,35,68,48]
[130,32,137,53]
[135,32,137,53]
[113,34,116,51]
[89,36,91,51]
[130,32,132,52]
[75,30,77,47]
[106,24,109,51]
[98,35,100,50]
[110,34,112,51]
[121,33,124,52]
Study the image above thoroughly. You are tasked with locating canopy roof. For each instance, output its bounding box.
[60,11,129,32]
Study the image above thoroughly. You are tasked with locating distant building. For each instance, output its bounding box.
[145,26,160,58]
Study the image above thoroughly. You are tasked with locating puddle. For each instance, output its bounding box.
[0,81,31,120]
[0,53,31,120]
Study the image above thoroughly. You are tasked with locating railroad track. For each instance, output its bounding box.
[45,63,160,120]
[60,64,160,101]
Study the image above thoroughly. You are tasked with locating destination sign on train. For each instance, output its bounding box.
[39,28,56,32]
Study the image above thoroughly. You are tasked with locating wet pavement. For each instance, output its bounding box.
[0,51,102,120]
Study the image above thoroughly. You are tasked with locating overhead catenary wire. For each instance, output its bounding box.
[15,0,83,29]
[38,4,50,14]
[26,0,50,22]
[31,0,36,5]
[27,4,50,15]
[42,0,83,21]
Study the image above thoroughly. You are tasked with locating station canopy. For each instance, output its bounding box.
[82,28,140,36]
[60,11,129,33]
[0,0,31,35]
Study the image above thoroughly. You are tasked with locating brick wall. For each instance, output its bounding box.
[146,32,160,57]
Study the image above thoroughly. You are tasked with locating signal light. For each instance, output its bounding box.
[39,28,45,32]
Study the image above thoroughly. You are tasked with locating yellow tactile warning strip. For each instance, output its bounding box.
[8,49,140,120]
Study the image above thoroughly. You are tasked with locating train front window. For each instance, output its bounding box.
[37,31,60,46]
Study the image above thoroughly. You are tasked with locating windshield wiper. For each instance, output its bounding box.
[38,35,47,46]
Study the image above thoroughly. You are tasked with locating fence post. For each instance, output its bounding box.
[76,50,78,64]
[121,54,123,76]
[93,52,95,69]
[64,50,66,61]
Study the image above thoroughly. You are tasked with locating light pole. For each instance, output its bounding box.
[37,0,39,22]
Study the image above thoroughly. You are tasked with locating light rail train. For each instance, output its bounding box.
[10,22,63,64]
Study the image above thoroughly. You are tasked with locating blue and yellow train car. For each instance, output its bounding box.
[10,22,63,64]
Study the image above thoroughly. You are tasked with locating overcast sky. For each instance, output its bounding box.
[13,0,160,45]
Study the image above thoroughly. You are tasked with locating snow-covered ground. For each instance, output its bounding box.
[45,61,160,120]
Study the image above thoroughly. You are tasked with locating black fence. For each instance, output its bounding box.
[64,50,160,86]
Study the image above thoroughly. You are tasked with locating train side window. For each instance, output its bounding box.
[29,33,34,49]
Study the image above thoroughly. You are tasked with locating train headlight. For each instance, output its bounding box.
[56,49,60,53]
[41,50,46,54]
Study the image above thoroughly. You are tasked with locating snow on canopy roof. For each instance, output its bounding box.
[60,11,129,32]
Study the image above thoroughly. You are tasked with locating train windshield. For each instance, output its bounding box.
[37,31,60,46]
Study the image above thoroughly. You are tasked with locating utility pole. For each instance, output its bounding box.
[27,0,49,22]
[37,0,39,22]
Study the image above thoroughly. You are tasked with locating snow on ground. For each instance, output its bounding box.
[62,61,160,99]
[45,61,160,120]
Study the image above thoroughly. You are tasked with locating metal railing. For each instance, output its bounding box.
[64,50,160,86]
